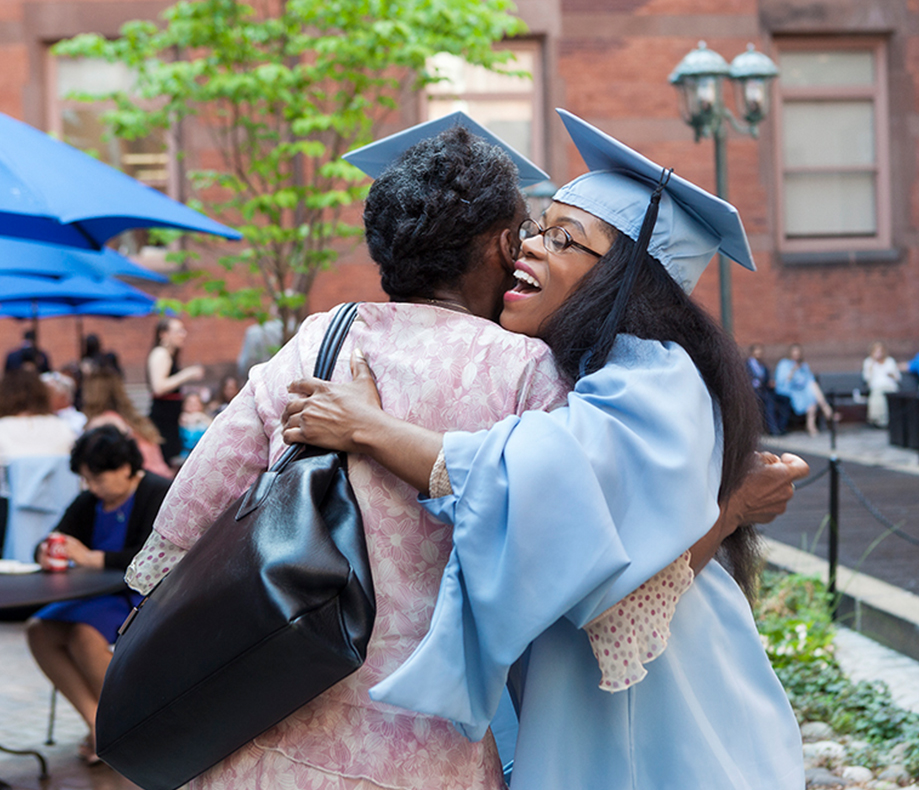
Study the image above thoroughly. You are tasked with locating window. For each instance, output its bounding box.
[774,39,890,254]
[47,55,175,256]
[424,41,544,168]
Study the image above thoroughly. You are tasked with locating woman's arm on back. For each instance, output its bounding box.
[284,349,444,494]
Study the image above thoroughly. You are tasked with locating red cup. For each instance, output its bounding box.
[46,534,69,572]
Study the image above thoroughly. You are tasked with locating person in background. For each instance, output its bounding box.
[82,368,172,479]
[4,329,51,374]
[862,341,901,428]
[178,391,212,462]
[27,426,171,766]
[899,350,919,377]
[41,371,87,436]
[0,369,76,469]
[774,343,837,437]
[0,369,77,557]
[237,306,299,380]
[147,318,204,466]
[80,333,122,379]
[207,374,241,417]
[745,343,785,435]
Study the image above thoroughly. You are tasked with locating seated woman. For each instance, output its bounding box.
[862,340,900,428]
[207,374,241,417]
[26,426,171,765]
[0,369,76,468]
[0,369,77,558]
[774,343,837,436]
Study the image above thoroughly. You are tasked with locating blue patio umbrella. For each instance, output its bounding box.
[0,236,168,283]
[0,112,242,250]
[0,272,155,306]
[0,298,155,319]
[0,294,156,319]
[0,271,157,353]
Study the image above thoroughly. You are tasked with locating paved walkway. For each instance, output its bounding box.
[0,621,137,789]
[761,423,919,602]
[761,421,919,475]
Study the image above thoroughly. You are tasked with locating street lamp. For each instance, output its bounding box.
[669,42,779,335]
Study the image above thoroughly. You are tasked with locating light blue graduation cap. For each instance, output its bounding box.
[343,111,550,187]
[553,108,755,294]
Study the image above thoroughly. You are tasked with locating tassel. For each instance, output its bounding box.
[579,167,673,378]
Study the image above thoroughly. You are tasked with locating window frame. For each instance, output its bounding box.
[45,51,179,199]
[420,39,546,167]
[45,49,181,262]
[773,37,891,255]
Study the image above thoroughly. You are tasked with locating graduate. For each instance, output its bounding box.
[285,110,806,789]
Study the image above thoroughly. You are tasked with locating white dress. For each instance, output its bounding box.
[862,355,900,427]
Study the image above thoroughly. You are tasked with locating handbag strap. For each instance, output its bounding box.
[313,302,359,380]
[270,302,359,473]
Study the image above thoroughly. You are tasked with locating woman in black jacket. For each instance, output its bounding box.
[27,425,170,764]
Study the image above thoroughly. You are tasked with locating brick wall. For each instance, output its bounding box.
[544,0,919,373]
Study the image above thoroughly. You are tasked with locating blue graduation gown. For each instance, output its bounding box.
[370,336,804,789]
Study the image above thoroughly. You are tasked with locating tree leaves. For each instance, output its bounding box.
[54,0,525,339]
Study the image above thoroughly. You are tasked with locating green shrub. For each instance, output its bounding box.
[756,571,836,669]
[755,571,919,778]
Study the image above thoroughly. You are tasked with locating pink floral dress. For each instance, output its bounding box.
[132,303,568,790]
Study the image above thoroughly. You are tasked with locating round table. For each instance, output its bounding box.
[0,567,127,610]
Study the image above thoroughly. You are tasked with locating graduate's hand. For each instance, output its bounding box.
[736,451,809,525]
[283,349,445,493]
[283,348,384,453]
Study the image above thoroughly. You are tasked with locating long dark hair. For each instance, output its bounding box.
[541,229,764,599]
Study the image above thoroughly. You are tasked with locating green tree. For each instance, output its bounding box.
[55,0,524,340]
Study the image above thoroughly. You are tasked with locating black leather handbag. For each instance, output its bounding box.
[96,302,375,790]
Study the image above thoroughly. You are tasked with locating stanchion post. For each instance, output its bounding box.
[828,453,840,619]
[826,391,839,619]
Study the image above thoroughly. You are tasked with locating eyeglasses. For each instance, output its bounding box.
[518,218,604,258]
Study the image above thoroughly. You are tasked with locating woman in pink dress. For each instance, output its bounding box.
[127,125,569,790]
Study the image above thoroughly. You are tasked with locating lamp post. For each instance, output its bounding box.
[523,179,558,218]
[668,42,779,336]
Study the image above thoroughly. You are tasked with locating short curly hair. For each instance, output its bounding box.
[363,125,525,299]
[71,424,144,476]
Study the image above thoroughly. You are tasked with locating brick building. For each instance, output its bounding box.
[2,0,918,384]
